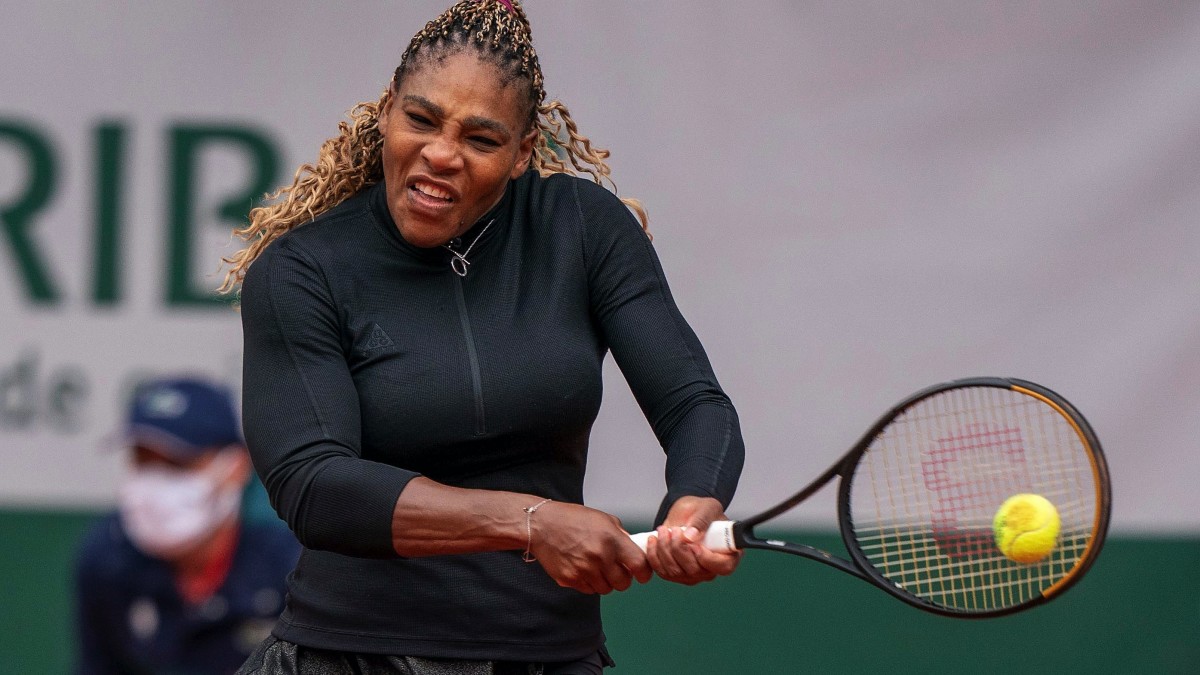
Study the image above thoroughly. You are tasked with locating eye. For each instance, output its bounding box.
[406,112,434,127]
[469,135,502,148]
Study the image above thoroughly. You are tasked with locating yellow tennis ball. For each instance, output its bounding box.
[993,494,1060,564]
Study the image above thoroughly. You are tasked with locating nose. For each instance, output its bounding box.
[421,134,464,172]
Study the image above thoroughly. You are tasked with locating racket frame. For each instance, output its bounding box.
[731,376,1111,617]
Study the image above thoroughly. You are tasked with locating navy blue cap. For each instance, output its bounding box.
[125,377,243,458]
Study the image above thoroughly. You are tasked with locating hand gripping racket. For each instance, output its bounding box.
[630,377,1112,618]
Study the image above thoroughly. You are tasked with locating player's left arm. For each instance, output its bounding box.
[574,181,745,586]
[575,180,745,517]
[575,180,745,568]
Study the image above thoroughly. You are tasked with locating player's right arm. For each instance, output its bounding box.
[392,477,651,594]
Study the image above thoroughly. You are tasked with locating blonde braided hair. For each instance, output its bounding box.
[220,0,646,293]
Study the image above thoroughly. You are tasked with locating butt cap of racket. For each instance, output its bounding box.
[629,520,736,553]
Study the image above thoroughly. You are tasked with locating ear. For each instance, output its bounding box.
[510,128,538,179]
[377,94,394,138]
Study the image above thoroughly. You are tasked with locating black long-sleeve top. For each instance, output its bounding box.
[239,170,744,661]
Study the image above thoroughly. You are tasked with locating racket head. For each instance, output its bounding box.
[837,377,1111,617]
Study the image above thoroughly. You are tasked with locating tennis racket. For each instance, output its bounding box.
[630,377,1111,618]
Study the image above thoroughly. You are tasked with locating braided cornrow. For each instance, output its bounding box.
[221,0,646,293]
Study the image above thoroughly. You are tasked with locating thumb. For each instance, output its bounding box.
[666,496,725,544]
[681,524,705,544]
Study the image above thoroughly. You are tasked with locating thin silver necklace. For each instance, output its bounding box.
[443,218,494,277]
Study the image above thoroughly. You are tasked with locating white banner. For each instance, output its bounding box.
[2,2,1197,532]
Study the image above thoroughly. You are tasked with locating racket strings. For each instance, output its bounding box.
[849,386,1100,612]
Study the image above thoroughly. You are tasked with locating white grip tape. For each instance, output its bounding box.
[628,520,736,553]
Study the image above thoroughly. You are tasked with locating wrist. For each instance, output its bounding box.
[664,495,726,526]
[390,480,554,556]
[521,497,552,562]
[656,489,722,526]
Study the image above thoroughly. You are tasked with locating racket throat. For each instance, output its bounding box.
[742,534,868,581]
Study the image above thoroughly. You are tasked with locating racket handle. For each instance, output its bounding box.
[628,520,737,553]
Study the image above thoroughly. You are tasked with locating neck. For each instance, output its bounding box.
[172,518,239,605]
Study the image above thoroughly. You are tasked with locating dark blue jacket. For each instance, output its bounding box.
[74,513,300,675]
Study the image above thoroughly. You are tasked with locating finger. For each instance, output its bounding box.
[604,562,635,592]
[661,527,698,579]
[663,530,721,585]
[696,548,741,577]
[644,533,667,577]
[681,525,705,544]
[619,539,653,584]
[576,577,605,595]
[670,540,708,580]
[587,571,615,595]
[657,525,710,578]
[678,552,717,585]
[553,566,603,595]
[650,528,685,578]
[555,576,594,594]
[663,530,716,584]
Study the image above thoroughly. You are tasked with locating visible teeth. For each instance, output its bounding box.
[413,182,451,201]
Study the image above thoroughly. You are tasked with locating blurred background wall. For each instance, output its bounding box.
[2,2,1197,672]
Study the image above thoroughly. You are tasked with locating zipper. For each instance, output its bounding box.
[452,277,487,436]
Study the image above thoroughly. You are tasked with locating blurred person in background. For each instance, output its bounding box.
[74,377,300,675]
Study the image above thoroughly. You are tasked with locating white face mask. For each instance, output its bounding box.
[118,450,244,560]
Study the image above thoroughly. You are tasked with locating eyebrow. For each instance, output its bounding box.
[402,94,513,139]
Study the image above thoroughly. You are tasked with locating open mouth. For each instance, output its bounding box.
[410,181,454,203]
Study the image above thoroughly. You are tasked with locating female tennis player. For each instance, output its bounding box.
[224,1,744,672]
